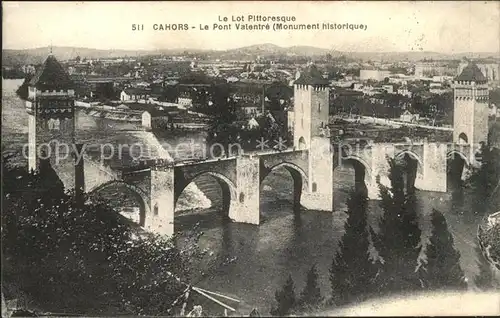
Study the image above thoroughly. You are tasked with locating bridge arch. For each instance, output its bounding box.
[446,150,470,167]
[174,171,237,216]
[446,150,470,188]
[261,161,308,214]
[395,150,423,167]
[334,155,372,196]
[88,180,150,226]
[394,150,424,193]
[266,162,309,185]
[339,155,372,178]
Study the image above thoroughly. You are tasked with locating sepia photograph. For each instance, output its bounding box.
[2,1,500,316]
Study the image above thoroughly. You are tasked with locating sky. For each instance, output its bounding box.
[3,1,500,53]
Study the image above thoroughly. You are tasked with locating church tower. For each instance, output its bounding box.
[26,52,80,190]
[292,64,330,149]
[453,61,489,146]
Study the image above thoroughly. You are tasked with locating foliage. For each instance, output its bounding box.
[330,190,377,305]
[466,145,500,214]
[2,67,26,79]
[259,113,282,145]
[489,88,500,106]
[421,210,467,291]
[1,158,187,315]
[299,265,322,309]
[478,222,500,272]
[162,84,180,103]
[372,158,423,294]
[270,274,296,316]
[474,243,500,291]
[15,74,33,101]
[206,84,241,156]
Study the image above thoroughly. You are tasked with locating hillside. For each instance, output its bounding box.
[3,45,499,66]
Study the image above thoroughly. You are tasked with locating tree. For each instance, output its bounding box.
[467,144,500,214]
[259,113,282,146]
[1,157,188,315]
[299,265,322,308]
[270,274,296,316]
[330,190,377,305]
[162,84,179,103]
[16,74,33,101]
[421,210,467,290]
[372,158,424,294]
[474,243,500,291]
[206,84,240,157]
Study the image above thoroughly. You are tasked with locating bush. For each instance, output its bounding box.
[270,274,296,316]
[2,160,187,315]
[421,210,467,291]
[330,190,377,305]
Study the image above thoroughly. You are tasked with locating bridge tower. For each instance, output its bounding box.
[292,64,330,149]
[293,64,334,210]
[25,52,83,193]
[453,61,489,146]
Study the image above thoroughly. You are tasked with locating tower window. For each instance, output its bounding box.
[154,203,159,216]
[318,103,321,112]
[48,118,60,131]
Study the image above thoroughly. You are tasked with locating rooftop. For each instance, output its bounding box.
[29,54,73,89]
[294,64,329,86]
[455,62,488,82]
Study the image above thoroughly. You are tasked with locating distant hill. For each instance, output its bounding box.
[2,46,209,66]
[2,47,163,66]
[2,45,499,66]
[217,43,334,56]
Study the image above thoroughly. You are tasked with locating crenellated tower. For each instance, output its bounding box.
[292,64,333,211]
[25,53,82,192]
[292,64,330,149]
[453,61,489,146]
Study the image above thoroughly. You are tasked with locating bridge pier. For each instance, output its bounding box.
[228,155,260,225]
[419,143,447,192]
[300,137,334,211]
[147,167,175,236]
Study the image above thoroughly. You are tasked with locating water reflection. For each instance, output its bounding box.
[173,176,487,315]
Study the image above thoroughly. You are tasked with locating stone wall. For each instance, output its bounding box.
[300,137,333,211]
[229,155,261,224]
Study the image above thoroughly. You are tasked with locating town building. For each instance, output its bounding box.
[414,61,455,78]
[359,69,391,82]
[397,86,412,98]
[400,110,420,123]
[120,88,151,101]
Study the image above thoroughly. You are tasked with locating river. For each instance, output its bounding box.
[1,79,491,315]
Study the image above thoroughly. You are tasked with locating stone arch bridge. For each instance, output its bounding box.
[53,138,478,236]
